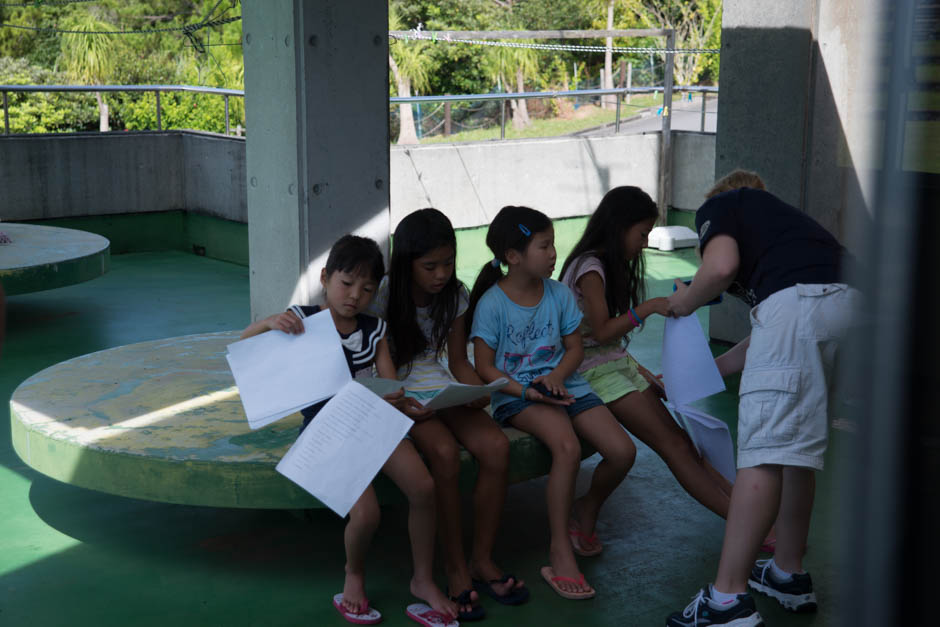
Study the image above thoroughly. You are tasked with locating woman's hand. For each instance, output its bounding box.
[667,279,694,318]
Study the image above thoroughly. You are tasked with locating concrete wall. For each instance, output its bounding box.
[243,0,390,319]
[2,130,715,230]
[0,131,246,223]
[390,131,714,229]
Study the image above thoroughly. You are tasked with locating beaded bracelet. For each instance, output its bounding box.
[521,382,530,400]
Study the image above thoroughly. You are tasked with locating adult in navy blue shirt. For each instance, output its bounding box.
[665,170,859,627]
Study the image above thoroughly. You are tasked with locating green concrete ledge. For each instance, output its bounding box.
[23,211,249,267]
[0,223,110,295]
[10,331,591,509]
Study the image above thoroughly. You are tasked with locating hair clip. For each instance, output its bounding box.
[490,257,501,268]
[518,224,531,237]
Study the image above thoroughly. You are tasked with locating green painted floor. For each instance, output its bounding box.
[1,227,852,626]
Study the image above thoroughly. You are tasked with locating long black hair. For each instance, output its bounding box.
[466,205,553,329]
[559,186,658,317]
[386,208,462,371]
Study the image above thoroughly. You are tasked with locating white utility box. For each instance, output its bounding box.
[647,226,699,251]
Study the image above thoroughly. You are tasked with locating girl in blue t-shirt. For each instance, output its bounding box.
[467,206,637,601]
[369,209,528,619]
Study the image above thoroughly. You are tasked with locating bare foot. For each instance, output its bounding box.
[411,576,458,620]
[548,543,591,594]
[470,558,526,597]
[342,570,368,614]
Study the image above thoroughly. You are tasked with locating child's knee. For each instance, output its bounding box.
[476,430,511,471]
[608,435,637,471]
[405,470,437,508]
[425,439,461,477]
[552,434,582,467]
[349,496,381,532]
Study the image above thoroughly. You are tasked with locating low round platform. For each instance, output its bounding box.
[0,223,110,295]
[10,331,574,509]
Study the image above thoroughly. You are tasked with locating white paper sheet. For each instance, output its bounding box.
[358,377,405,398]
[662,314,726,407]
[275,381,414,517]
[226,310,351,429]
[422,378,509,411]
[669,402,736,484]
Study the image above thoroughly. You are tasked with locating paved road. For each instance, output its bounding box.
[576,93,718,136]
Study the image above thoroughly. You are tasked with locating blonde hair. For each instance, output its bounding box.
[706,169,767,199]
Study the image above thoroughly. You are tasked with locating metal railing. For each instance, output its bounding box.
[1,82,717,215]
[1,83,717,137]
[0,84,244,136]
[391,85,718,139]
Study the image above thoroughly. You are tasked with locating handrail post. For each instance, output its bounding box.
[2,91,9,135]
[500,98,505,139]
[700,91,707,132]
[155,90,162,131]
[657,30,676,223]
[224,95,230,135]
[615,91,622,133]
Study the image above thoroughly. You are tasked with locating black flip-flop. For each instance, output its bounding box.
[473,574,530,605]
[449,588,486,621]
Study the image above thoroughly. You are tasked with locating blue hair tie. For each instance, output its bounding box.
[518,223,531,237]
[490,258,501,268]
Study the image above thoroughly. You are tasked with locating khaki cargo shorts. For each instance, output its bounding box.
[736,283,860,470]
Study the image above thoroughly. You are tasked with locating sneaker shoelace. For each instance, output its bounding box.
[682,589,708,622]
[755,558,773,584]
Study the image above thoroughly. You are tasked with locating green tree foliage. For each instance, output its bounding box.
[0,1,719,136]
[0,0,243,134]
[0,57,97,133]
[620,0,722,85]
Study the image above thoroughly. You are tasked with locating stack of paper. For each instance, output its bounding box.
[275,381,413,517]
[225,311,507,517]
[661,314,736,483]
[359,377,508,410]
[225,311,353,429]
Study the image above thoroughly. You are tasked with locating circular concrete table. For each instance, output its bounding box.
[0,223,110,296]
[10,332,575,509]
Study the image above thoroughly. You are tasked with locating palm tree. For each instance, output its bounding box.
[389,9,432,145]
[58,14,117,132]
[485,44,538,130]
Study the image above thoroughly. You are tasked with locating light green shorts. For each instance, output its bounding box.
[582,352,650,405]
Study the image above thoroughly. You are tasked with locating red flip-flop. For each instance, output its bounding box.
[540,566,595,600]
[333,593,383,624]
[568,523,603,557]
[405,603,458,627]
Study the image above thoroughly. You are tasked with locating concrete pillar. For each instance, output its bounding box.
[242,1,390,321]
[708,0,879,342]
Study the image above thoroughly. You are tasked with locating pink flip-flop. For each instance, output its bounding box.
[333,593,383,625]
[568,524,603,557]
[405,603,458,627]
[540,566,595,600]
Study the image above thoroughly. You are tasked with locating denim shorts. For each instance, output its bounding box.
[493,392,605,426]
